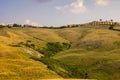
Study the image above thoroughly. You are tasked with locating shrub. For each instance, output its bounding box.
[9,44,21,47]
[40,42,70,57]
[109,25,114,30]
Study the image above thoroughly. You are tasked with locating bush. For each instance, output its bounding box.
[9,44,21,47]
[38,57,89,78]
[31,41,89,79]
[40,42,70,57]
[38,57,71,78]
[109,24,114,30]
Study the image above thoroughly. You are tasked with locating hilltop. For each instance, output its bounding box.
[0,19,120,28]
[0,23,120,80]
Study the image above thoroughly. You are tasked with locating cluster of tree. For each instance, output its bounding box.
[39,24,82,29]
[38,57,89,78]
[12,24,22,27]
[40,42,70,57]
[0,23,40,28]
[0,24,22,28]
[109,23,120,31]
[0,25,5,28]
[12,40,71,57]
[31,52,89,79]
[23,40,35,48]
[0,23,82,29]
[13,40,89,79]
[109,24,115,30]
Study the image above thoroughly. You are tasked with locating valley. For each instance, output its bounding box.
[0,25,120,80]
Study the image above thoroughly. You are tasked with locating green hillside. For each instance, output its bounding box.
[0,26,120,80]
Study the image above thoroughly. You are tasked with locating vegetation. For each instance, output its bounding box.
[40,42,70,57]
[0,24,120,80]
[109,24,114,30]
[0,44,61,80]
[109,23,120,31]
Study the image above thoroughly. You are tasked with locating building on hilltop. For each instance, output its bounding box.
[89,19,116,26]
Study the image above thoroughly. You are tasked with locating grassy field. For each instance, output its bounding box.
[0,26,120,80]
[0,28,62,80]
[52,27,120,80]
[53,48,120,80]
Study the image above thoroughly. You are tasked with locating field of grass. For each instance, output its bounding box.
[53,48,120,79]
[22,28,68,42]
[52,27,120,80]
[114,26,120,30]
[0,26,120,80]
[0,28,62,80]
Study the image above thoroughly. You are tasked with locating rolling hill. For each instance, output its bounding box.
[0,28,62,80]
[0,25,120,80]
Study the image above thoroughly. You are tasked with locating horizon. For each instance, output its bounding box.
[0,0,120,26]
[0,19,119,27]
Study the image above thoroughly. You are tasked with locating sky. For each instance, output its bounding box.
[0,0,120,26]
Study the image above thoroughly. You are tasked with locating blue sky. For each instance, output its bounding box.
[0,0,120,26]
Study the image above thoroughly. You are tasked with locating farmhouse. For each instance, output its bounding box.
[89,19,116,26]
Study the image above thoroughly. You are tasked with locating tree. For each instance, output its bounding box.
[111,19,113,22]
[99,19,102,22]
[109,24,115,30]
[40,42,70,57]
[13,24,21,27]
[0,25,5,28]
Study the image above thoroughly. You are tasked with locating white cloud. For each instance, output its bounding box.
[95,0,110,6]
[0,23,5,26]
[25,19,31,25]
[55,0,87,14]
[24,19,42,27]
[31,22,41,26]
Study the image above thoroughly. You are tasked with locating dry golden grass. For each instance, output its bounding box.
[0,43,62,80]
[54,28,80,42]
[81,29,120,44]
[0,27,120,80]
[41,79,96,80]
[24,28,68,42]
[0,31,26,44]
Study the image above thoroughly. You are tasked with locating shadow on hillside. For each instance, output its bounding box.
[112,29,120,31]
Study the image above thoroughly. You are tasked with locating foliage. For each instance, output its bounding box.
[9,44,21,47]
[0,25,5,28]
[13,24,22,27]
[109,24,114,30]
[40,42,70,57]
[31,56,90,78]
[108,23,120,31]
[31,41,90,79]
